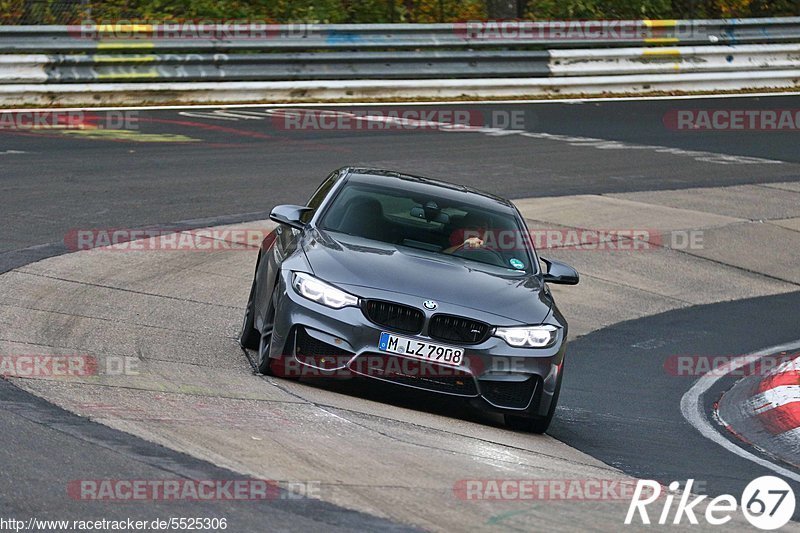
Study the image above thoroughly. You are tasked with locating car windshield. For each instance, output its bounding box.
[318,181,533,272]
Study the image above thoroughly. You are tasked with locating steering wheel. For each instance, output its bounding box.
[452,245,507,267]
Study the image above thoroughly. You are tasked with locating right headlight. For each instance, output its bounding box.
[291,272,359,309]
[494,325,559,348]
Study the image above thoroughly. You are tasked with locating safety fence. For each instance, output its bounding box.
[0,18,798,105]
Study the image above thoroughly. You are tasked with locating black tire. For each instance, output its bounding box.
[254,287,299,379]
[239,278,260,351]
[504,372,563,434]
[257,328,299,379]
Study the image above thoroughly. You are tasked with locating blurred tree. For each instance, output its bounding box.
[487,0,517,18]
[748,0,799,16]
[12,0,800,24]
[524,0,672,18]
[1,0,25,23]
[713,0,754,17]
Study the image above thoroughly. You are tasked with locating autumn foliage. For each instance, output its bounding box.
[4,0,797,25]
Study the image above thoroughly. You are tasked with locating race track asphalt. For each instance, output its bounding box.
[1,94,799,527]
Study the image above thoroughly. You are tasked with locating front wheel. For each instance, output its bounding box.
[254,288,298,379]
[239,278,260,351]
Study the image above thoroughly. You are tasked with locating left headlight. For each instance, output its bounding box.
[292,272,359,309]
[494,325,559,348]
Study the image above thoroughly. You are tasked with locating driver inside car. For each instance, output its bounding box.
[443,213,491,254]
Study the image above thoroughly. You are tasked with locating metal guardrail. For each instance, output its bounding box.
[1,45,796,83]
[549,44,800,77]
[0,51,553,82]
[1,18,800,53]
[4,70,798,108]
[1,18,799,84]
[0,18,798,104]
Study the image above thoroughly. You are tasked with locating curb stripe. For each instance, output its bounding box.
[758,370,800,393]
[748,385,800,413]
[681,340,800,484]
[756,402,800,434]
[766,357,800,376]
[746,354,800,435]
[724,424,754,446]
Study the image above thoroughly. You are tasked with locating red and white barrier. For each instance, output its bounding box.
[745,358,800,437]
[716,353,800,468]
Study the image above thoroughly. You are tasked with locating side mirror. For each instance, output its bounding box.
[270,205,313,231]
[541,257,579,285]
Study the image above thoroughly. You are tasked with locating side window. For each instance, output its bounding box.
[301,172,338,223]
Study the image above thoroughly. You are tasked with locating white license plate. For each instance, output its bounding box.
[378,332,464,366]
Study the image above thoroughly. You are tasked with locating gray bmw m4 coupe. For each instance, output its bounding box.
[240,167,579,433]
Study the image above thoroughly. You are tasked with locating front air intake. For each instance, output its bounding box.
[428,314,490,345]
[361,300,424,334]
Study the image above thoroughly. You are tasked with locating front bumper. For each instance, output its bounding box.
[269,270,567,418]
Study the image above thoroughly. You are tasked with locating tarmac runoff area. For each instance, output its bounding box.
[2,182,800,530]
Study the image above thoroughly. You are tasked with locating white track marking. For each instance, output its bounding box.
[680,339,800,482]
[1,91,799,113]
[169,106,785,165]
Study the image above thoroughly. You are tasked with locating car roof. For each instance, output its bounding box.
[341,167,517,213]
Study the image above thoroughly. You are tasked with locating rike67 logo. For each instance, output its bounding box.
[625,476,795,530]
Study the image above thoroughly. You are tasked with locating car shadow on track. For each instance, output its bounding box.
[240,347,511,432]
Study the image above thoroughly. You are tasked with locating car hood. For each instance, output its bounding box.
[301,229,552,324]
